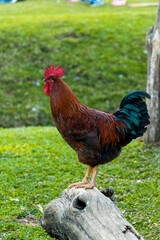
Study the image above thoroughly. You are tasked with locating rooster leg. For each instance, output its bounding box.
[75,165,98,189]
[68,166,92,188]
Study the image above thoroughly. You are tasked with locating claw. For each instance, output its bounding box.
[75,183,95,189]
[68,181,88,189]
[68,165,98,190]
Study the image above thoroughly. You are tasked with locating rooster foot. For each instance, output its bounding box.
[75,183,97,189]
[68,181,88,189]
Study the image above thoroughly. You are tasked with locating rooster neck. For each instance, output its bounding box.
[50,79,83,118]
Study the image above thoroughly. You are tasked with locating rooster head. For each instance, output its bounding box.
[43,64,64,97]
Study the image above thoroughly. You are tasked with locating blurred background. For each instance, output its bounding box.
[0,0,158,128]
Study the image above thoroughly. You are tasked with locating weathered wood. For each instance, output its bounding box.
[41,187,144,240]
[144,2,160,143]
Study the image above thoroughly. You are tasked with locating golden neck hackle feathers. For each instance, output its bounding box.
[50,78,84,118]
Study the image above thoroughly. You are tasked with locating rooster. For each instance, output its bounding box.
[43,64,150,189]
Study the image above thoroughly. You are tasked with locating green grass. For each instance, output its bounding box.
[0,0,158,127]
[0,127,159,239]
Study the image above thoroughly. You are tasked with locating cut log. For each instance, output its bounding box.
[144,2,160,143]
[41,187,144,240]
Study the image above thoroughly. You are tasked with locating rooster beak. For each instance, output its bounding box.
[43,78,46,82]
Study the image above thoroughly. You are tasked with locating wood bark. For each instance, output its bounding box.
[41,187,144,240]
[144,1,160,143]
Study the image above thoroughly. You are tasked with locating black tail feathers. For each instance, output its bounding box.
[114,90,150,141]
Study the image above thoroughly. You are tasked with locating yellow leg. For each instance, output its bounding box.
[90,165,98,187]
[68,166,92,188]
[75,165,98,189]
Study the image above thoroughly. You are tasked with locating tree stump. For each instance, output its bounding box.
[144,2,160,143]
[41,187,144,240]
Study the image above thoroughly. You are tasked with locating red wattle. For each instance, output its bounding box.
[44,82,53,97]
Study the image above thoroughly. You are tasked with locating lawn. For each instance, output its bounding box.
[0,0,159,239]
[0,0,158,128]
[0,127,159,239]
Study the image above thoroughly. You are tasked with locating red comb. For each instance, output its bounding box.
[44,64,64,79]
